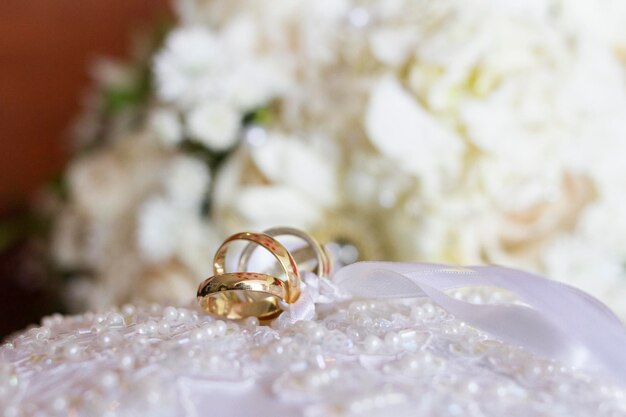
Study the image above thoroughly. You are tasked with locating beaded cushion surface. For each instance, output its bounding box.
[2,293,625,417]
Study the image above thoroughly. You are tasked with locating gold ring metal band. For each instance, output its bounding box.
[213,232,301,303]
[237,227,332,278]
[197,272,288,320]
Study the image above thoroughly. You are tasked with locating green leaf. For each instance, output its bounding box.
[103,85,145,114]
[243,106,274,126]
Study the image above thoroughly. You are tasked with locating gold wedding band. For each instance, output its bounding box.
[213,231,301,303]
[197,272,288,320]
[237,226,332,278]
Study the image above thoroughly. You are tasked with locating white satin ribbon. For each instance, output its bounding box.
[278,261,626,385]
[276,271,347,327]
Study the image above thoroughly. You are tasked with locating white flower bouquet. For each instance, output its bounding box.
[52,0,626,318]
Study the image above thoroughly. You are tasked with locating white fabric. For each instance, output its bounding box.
[2,264,626,416]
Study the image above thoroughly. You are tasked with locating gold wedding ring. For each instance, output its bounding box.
[197,228,333,322]
[197,230,303,321]
[237,226,332,278]
[213,232,301,303]
[197,272,288,320]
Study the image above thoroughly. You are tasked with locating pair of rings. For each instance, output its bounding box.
[197,227,332,321]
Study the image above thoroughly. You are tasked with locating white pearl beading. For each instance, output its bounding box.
[1,293,625,417]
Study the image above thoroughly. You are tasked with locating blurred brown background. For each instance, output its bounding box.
[0,0,169,338]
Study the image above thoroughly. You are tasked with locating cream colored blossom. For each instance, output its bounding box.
[365,75,464,196]
[54,0,626,320]
[154,23,287,111]
[186,101,240,151]
[250,134,339,206]
[163,155,211,209]
[148,109,183,147]
[66,134,168,221]
[213,132,339,233]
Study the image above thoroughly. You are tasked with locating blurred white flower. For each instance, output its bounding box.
[154,23,287,111]
[154,26,223,108]
[365,75,464,196]
[148,109,183,147]
[66,134,167,221]
[251,134,339,206]
[186,101,240,150]
[136,156,216,277]
[369,28,418,66]
[137,197,180,261]
[136,195,217,273]
[163,155,211,209]
[232,185,324,231]
[54,0,626,319]
[214,132,339,232]
[542,236,626,319]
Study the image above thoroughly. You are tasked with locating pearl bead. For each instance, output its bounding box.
[368,301,379,311]
[310,327,325,341]
[119,354,135,370]
[100,371,119,389]
[136,324,149,335]
[364,335,382,353]
[146,320,158,334]
[178,309,192,323]
[204,324,215,338]
[157,321,171,335]
[52,397,67,411]
[410,307,424,320]
[422,303,435,319]
[191,328,205,341]
[407,358,421,371]
[107,312,125,326]
[42,317,55,328]
[244,317,260,327]
[163,307,178,323]
[63,343,81,360]
[275,342,291,356]
[466,380,479,394]
[214,320,227,336]
[384,331,400,348]
[98,331,121,347]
